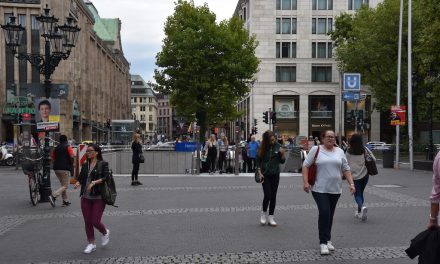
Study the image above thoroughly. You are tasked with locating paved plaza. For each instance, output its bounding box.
[0,163,432,264]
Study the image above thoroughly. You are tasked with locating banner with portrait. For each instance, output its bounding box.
[390,105,406,126]
[34,98,60,132]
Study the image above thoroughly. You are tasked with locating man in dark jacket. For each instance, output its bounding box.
[406,228,440,264]
[48,135,74,207]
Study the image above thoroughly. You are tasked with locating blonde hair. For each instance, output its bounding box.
[133,133,140,142]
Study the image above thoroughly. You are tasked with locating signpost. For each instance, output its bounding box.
[342,73,362,133]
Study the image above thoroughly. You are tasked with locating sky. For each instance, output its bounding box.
[90,0,239,83]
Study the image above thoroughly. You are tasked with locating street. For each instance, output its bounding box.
[0,164,432,264]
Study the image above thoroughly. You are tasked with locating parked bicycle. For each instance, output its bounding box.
[21,156,43,206]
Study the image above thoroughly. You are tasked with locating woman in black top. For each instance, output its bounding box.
[131,133,143,186]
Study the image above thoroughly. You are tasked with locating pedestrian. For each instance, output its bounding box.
[248,135,259,172]
[429,152,440,229]
[256,130,286,226]
[346,133,375,221]
[242,141,249,173]
[204,134,218,174]
[217,133,229,174]
[74,144,110,254]
[302,130,355,255]
[131,133,143,186]
[48,134,74,207]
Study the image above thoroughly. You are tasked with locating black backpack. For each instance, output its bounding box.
[97,161,118,207]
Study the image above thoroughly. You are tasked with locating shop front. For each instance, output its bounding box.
[309,95,335,139]
[273,95,299,139]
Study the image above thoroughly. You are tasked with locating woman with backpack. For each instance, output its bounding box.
[74,144,110,254]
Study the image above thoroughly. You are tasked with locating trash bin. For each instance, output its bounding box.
[382,149,394,168]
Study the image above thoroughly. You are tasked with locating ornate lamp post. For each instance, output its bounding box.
[1,5,80,202]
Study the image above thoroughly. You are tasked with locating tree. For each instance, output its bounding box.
[330,0,440,121]
[153,0,259,141]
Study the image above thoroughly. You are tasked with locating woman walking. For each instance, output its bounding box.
[131,133,143,186]
[346,133,376,221]
[204,134,218,174]
[256,130,286,226]
[217,133,229,174]
[74,144,110,254]
[302,130,355,255]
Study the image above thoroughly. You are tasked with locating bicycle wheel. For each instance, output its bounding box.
[28,174,39,206]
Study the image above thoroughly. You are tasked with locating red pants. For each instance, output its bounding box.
[81,197,107,242]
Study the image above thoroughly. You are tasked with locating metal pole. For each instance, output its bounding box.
[40,40,52,202]
[234,126,240,175]
[269,108,272,131]
[395,0,403,169]
[408,0,413,170]
[354,100,359,134]
[339,72,343,145]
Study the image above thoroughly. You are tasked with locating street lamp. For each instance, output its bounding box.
[1,5,80,202]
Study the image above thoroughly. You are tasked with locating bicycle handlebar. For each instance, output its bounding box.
[22,156,44,162]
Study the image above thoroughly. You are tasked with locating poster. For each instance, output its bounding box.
[34,98,60,132]
[390,105,406,126]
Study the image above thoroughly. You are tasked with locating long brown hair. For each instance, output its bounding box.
[88,143,103,161]
[257,130,274,158]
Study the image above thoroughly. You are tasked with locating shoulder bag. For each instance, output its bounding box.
[308,146,320,185]
[364,147,378,175]
[254,148,276,183]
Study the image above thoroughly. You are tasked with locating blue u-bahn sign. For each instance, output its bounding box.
[343,73,361,91]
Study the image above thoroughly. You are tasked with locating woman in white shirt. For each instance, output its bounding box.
[346,133,376,222]
[302,130,355,255]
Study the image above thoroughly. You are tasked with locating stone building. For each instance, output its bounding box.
[233,0,381,141]
[130,74,157,142]
[0,0,130,143]
[156,93,174,142]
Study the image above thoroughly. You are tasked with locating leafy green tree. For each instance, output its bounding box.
[153,0,259,141]
[330,0,440,122]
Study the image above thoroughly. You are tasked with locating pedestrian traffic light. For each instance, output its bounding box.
[271,112,277,124]
[263,111,268,124]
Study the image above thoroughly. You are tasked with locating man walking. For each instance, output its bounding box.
[248,135,259,172]
[48,135,74,207]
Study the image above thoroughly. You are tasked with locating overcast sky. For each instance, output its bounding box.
[90,0,239,83]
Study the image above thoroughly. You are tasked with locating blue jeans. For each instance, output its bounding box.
[312,191,340,244]
[354,175,369,212]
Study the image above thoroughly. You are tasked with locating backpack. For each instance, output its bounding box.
[97,161,118,207]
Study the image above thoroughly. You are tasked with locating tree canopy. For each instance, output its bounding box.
[153,0,259,140]
[330,0,440,121]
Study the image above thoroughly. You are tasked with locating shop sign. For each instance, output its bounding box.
[390,105,406,126]
[4,107,35,114]
[311,124,332,128]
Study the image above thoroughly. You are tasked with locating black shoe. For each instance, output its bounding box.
[62,200,71,207]
[131,181,137,186]
[48,195,56,207]
[136,181,143,185]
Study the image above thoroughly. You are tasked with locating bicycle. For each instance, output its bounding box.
[21,156,43,206]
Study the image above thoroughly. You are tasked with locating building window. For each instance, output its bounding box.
[149,106,152,111]
[276,42,297,58]
[312,66,332,82]
[149,123,154,131]
[140,106,146,111]
[243,7,247,21]
[312,17,332,34]
[276,0,297,10]
[277,18,297,34]
[149,115,153,121]
[134,97,137,103]
[348,0,369,10]
[140,115,146,121]
[149,98,153,103]
[312,42,332,58]
[312,0,333,10]
[276,66,296,82]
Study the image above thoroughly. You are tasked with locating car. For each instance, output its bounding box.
[366,142,386,150]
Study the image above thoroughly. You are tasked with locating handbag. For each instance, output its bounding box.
[307,146,320,185]
[364,147,378,175]
[138,153,145,163]
[254,168,263,183]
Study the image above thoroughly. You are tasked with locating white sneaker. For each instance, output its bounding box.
[268,215,277,226]
[360,206,368,221]
[354,210,360,218]
[320,244,330,255]
[327,241,335,251]
[101,229,110,246]
[83,243,96,254]
[260,212,267,225]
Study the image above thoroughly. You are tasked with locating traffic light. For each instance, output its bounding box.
[263,111,268,124]
[106,119,111,128]
[254,126,258,134]
[254,118,257,127]
[271,112,277,124]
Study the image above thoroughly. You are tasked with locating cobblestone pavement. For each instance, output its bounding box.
[0,166,430,263]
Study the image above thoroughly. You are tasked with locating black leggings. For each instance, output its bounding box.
[262,173,280,215]
[132,162,139,181]
[312,191,341,244]
[218,151,227,172]
[207,155,216,172]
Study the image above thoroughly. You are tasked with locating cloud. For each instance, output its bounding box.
[89,0,238,82]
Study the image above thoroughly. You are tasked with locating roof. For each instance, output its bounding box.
[85,1,121,45]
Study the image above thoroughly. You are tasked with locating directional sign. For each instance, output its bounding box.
[342,91,360,101]
[343,73,361,91]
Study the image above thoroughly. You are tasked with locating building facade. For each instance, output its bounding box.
[130,74,157,142]
[0,0,131,144]
[234,0,381,141]
[156,93,173,142]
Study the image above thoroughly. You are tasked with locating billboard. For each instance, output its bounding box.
[34,98,60,132]
[390,105,406,126]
